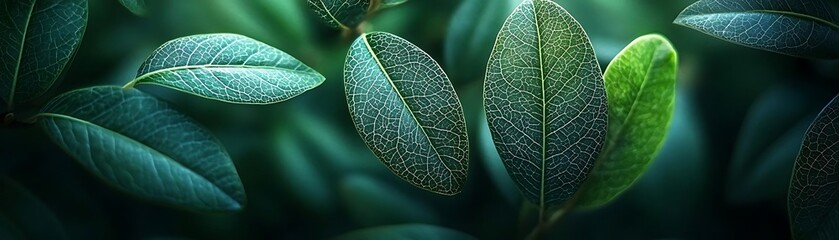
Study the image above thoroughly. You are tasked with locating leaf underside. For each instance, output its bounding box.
[674,0,839,59]
[344,32,469,195]
[39,86,246,212]
[484,0,608,210]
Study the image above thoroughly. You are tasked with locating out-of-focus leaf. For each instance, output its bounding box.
[478,113,521,206]
[274,126,334,216]
[334,224,476,240]
[484,0,607,211]
[126,34,324,104]
[0,0,87,108]
[38,86,246,212]
[0,177,66,240]
[339,175,439,227]
[674,0,839,58]
[379,0,408,8]
[728,85,827,204]
[576,34,678,208]
[117,0,146,15]
[444,0,519,83]
[307,0,369,30]
[344,32,469,195]
[789,94,839,239]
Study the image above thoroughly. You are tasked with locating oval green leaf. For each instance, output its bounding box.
[334,224,476,240]
[575,34,677,208]
[344,32,469,195]
[674,0,839,59]
[484,0,607,210]
[38,86,246,212]
[789,94,839,239]
[125,33,324,105]
[117,0,146,16]
[307,0,369,30]
[0,0,87,108]
[444,0,519,84]
[0,177,67,240]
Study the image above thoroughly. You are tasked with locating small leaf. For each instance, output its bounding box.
[674,0,839,59]
[38,86,246,212]
[484,0,607,210]
[334,224,476,240]
[444,0,519,83]
[0,177,67,240]
[125,34,324,104]
[789,94,839,239]
[307,0,369,30]
[117,0,146,15]
[575,34,677,208]
[344,32,469,195]
[0,0,87,108]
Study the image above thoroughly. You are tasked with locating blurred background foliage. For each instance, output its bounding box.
[2,0,839,239]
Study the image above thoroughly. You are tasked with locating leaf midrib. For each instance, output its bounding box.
[37,112,239,206]
[315,0,351,30]
[125,64,321,88]
[8,0,38,109]
[531,0,548,214]
[360,34,455,177]
[678,8,839,31]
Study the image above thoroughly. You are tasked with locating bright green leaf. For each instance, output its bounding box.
[0,0,87,108]
[789,94,839,239]
[0,177,66,240]
[38,86,246,212]
[307,0,369,30]
[124,34,324,105]
[334,224,476,240]
[484,0,607,211]
[339,175,438,227]
[575,34,677,208]
[117,0,146,15]
[344,32,469,195]
[674,0,839,59]
[444,0,519,83]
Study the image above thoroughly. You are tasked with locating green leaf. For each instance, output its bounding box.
[674,0,839,59]
[125,33,324,105]
[380,0,408,8]
[789,94,839,239]
[478,113,521,206]
[575,34,677,208]
[307,0,369,30]
[339,175,439,227]
[334,224,476,240]
[0,177,67,240]
[344,32,469,195]
[117,0,146,15]
[484,0,607,211]
[0,0,87,108]
[444,0,519,83]
[38,86,246,212]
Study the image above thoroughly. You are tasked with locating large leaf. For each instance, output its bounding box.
[0,177,67,240]
[0,0,87,108]
[124,34,324,105]
[334,224,476,240]
[789,94,839,239]
[674,0,839,59]
[307,0,369,30]
[444,0,519,84]
[484,0,607,211]
[344,32,469,195]
[575,34,677,208]
[117,0,146,15]
[38,86,246,212]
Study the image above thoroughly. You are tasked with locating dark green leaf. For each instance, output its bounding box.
[38,86,246,212]
[380,0,408,8]
[344,32,469,195]
[335,224,476,240]
[674,0,839,58]
[307,0,369,30]
[339,175,438,227]
[0,177,66,240]
[478,113,521,206]
[789,94,839,239]
[117,0,146,15]
[444,0,519,83]
[575,34,677,208]
[125,33,324,104]
[0,0,87,108]
[484,0,607,210]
